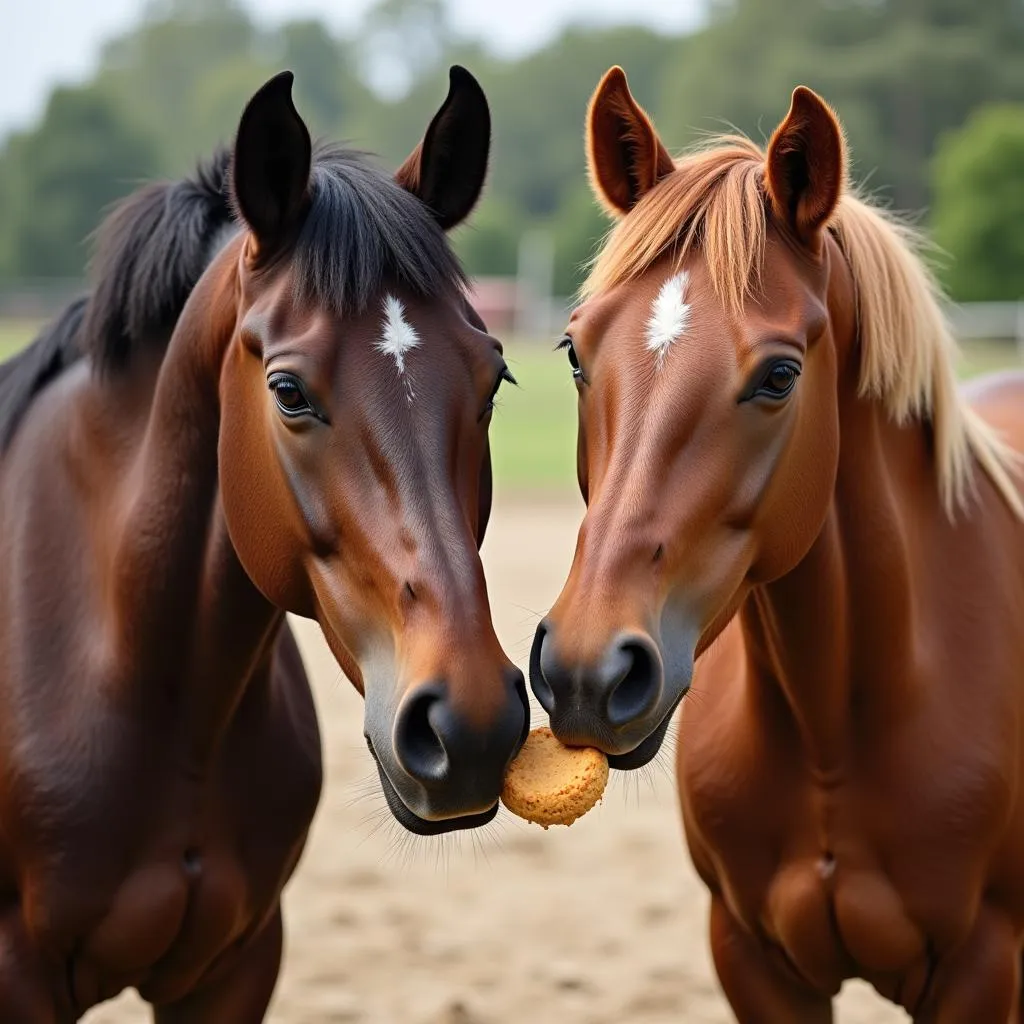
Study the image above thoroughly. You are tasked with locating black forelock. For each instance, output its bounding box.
[288,143,466,316]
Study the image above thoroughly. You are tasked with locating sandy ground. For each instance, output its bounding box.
[85,494,906,1024]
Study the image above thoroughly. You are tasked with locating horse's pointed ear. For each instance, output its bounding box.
[395,65,490,231]
[765,86,846,246]
[231,71,312,254]
[586,66,674,218]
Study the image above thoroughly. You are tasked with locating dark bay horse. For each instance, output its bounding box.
[0,67,527,1020]
[533,66,1024,1020]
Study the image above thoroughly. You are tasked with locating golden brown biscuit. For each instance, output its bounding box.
[501,727,609,828]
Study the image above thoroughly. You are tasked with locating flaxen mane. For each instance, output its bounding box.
[582,135,1022,520]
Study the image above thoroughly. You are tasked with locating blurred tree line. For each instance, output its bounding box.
[0,0,1023,299]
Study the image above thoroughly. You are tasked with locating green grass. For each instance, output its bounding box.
[0,319,1019,491]
[492,336,1024,489]
[0,320,42,363]
[492,339,580,491]
[959,338,1022,379]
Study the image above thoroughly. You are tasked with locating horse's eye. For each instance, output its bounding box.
[755,360,800,400]
[558,335,584,381]
[484,366,517,417]
[269,373,314,417]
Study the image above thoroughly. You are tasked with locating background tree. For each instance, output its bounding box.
[95,0,265,172]
[3,0,1024,297]
[358,0,451,98]
[0,86,159,279]
[931,103,1024,301]
[655,0,1024,213]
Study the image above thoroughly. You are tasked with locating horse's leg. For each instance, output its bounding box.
[913,910,1017,1024]
[0,911,61,1023]
[709,897,833,1023]
[151,909,282,1024]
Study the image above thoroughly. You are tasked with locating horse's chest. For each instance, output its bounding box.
[17,776,292,1010]
[688,789,935,993]
[680,696,1013,996]
[77,840,258,1005]
[7,693,319,1009]
[761,854,928,993]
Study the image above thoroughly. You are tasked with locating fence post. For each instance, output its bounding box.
[1017,300,1024,365]
[514,230,555,340]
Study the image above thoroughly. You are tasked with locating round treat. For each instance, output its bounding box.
[501,727,609,828]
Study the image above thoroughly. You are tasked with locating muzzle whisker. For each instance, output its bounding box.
[511,632,537,655]
[345,772,389,810]
[488,817,513,855]
[359,806,397,847]
[683,685,711,720]
[507,602,547,622]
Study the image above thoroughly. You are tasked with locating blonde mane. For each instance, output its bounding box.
[582,136,1023,520]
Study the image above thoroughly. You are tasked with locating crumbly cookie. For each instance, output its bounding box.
[501,727,609,828]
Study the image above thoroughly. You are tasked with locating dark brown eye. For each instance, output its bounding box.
[754,360,800,400]
[557,334,584,381]
[484,365,517,417]
[268,372,314,417]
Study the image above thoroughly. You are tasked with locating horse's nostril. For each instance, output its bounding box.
[388,673,527,813]
[511,669,531,749]
[605,637,662,727]
[529,623,556,715]
[394,685,450,784]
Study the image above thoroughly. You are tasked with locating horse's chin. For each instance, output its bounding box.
[367,742,499,836]
[605,687,687,771]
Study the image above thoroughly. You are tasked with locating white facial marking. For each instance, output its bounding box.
[376,294,420,402]
[645,271,691,368]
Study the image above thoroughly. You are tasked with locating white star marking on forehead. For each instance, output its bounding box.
[375,294,420,402]
[645,271,691,368]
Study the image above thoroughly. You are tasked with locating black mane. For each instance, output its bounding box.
[83,146,235,372]
[0,142,466,453]
[0,296,87,452]
[0,149,234,451]
[283,143,466,317]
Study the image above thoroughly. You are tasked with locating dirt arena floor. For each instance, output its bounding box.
[85,494,906,1023]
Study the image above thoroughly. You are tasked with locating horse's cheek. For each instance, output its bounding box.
[751,374,839,583]
[218,390,314,617]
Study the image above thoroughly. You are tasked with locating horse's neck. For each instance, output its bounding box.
[739,385,933,770]
[112,246,280,765]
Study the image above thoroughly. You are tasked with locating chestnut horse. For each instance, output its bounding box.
[0,67,527,1021]
[533,67,1024,1021]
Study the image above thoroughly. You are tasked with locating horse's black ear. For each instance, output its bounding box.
[232,71,312,253]
[395,66,490,231]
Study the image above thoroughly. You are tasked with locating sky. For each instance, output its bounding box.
[0,0,705,137]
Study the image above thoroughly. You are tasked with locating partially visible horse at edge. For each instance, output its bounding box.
[532,66,1024,1021]
[0,67,528,1021]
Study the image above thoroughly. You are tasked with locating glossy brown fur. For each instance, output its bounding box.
[0,68,525,1020]
[536,68,1024,1020]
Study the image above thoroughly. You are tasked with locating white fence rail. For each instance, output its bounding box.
[944,301,1024,355]
[1,282,1023,352]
